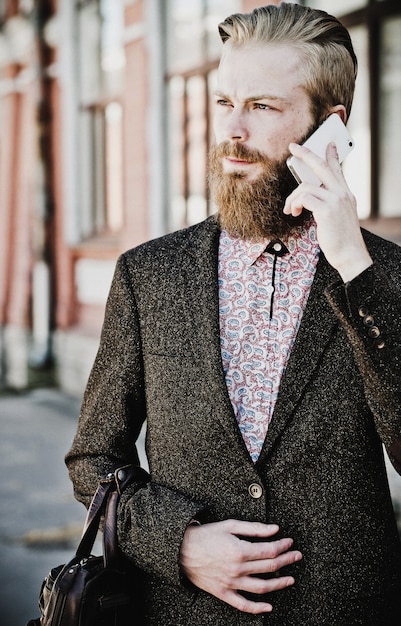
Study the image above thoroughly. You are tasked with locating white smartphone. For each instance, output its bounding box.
[286,113,355,186]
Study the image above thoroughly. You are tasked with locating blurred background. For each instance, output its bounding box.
[0,0,400,397]
[0,0,400,623]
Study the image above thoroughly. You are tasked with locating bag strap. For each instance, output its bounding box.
[75,477,115,560]
[75,464,149,565]
[103,465,148,567]
[103,488,119,567]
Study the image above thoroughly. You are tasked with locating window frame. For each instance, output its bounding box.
[338,0,401,219]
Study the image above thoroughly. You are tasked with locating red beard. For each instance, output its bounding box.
[208,141,308,240]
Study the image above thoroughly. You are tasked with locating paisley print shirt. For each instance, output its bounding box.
[218,222,320,462]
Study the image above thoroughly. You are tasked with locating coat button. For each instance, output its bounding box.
[368,326,380,339]
[248,483,263,499]
[358,305,369,317]
[363,314,375,327]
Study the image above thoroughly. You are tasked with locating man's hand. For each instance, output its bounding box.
[179,519,302,614]
[284,141,372,283]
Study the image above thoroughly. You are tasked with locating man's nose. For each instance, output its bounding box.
[225,109,249,142]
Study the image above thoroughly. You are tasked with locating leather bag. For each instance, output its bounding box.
[27,464,149,626]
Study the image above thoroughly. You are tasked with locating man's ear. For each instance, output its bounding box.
[328,104,347,124]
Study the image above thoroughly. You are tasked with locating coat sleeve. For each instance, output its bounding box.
[325,261,401,474]
[65,254,208,588]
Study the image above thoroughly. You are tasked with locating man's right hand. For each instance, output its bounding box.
[179,519,302,614]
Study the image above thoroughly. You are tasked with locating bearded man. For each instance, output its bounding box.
[66,4,401,625]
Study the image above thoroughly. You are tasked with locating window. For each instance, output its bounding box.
[379,15,401,217]
[104,102,123,231]
[19,0,34,13]
[166,0,239,73]
[343,25,370,219]
[306,0,401,221]
[165,0,240,230]
[306,0,366,14]
[76,0,125,239]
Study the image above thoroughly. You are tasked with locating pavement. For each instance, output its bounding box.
[1,388,401,626]
[0,389,84,626]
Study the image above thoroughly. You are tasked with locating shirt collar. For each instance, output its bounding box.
[221,220,319,267]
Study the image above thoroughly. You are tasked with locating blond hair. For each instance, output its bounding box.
[218,3,357,122]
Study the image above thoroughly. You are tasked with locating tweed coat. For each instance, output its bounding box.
[66,215,401,626]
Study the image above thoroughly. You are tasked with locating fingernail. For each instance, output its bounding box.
[329,141,338,154]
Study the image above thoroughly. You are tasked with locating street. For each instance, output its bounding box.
[0,389,85,625]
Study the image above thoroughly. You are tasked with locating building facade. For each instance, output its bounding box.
[0,0,400,395]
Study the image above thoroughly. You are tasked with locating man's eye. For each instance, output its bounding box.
[254,103,271,110]
[216,99,231,107]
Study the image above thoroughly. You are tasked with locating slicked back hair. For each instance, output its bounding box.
[218,3,357,122]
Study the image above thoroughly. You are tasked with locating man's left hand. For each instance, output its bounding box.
[284,141,372,282]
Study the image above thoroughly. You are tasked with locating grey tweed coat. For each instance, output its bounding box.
[66,215,401,625]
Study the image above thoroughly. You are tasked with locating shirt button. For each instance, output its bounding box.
[358,305,369,317]
[368,326,380,339]
[376,338,386,350]
[248,483,263,499]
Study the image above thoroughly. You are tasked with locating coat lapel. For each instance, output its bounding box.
[178,218,252,460]
[256,253,340,465]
